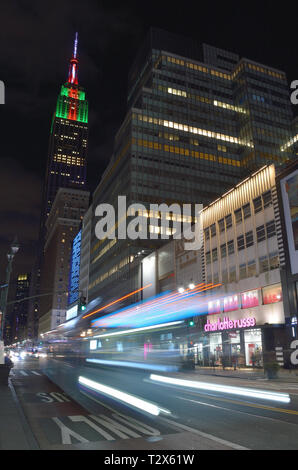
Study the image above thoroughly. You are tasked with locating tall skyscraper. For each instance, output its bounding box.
[6,273,31,344]
[41,32,88,237]
[28,34,89,342]
[88,27,296,310]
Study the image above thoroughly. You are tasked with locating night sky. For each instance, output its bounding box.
[0,0,297,282]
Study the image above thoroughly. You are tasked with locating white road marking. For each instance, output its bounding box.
[31,371,41,375]
[52,417,89,445]
[91,414,140,439]
[20,370,28,376]
[69,415,115,441]
[80,390,162,436]
[160,416,249,450]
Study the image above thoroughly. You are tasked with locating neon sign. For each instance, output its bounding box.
[204,316,256,332]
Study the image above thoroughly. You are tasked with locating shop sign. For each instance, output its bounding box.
[204,316,256,332]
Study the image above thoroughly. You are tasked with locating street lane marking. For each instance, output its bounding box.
[160,416,248,450]
[52,417,89,445]
[20,370,28,376]
[31,371,41,375]
[182,389,298,416]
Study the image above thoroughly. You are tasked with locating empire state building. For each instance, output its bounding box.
[42,33,88,227]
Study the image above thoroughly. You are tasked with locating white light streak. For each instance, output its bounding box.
[92,320,183,339]
[78,376,168,415]
[149,374,291,404]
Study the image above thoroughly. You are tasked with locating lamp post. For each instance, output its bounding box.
[0,237,20,346]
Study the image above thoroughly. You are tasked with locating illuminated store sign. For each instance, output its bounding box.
[66,304,78,321]
[204,316,256,332]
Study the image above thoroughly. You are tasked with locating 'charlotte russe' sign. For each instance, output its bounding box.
[204,316,256,332]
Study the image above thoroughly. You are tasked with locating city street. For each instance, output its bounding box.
[9,355,298,450]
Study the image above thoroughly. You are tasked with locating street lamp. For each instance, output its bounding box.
[0,237,20,345]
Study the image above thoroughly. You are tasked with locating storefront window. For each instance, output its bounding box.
[209,333,222,364]
[223,295,239,312]
[244,328,262,366]
[241,290,259,308]
[262,283,282,304]
[208,299,221,314]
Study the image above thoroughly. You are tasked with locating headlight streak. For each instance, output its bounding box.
[86,358,179,372]
[78,376,171,416]
[149,374,291,404]
[91,320,184,339]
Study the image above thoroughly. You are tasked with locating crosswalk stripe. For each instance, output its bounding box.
[20,370,28,376]
[31,371,41,375]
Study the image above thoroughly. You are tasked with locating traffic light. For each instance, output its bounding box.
[79,296,87,312]
[188,318,195,327]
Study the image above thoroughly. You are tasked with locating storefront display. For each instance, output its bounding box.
[241,290,259,308]
[262,283,282,305]
[244,329,262,366]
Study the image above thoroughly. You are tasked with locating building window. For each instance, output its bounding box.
[227,240,234,255]
[206,251,211,264]
[225,214,232,229]
[253,196,262,214]
[269,252,279,270]
[212,248,218,261]
[256,224,266,243]
[245,230,254,247]
[239,263,247,279]
[262,190,272,209]
[259,255,269,273]
[234,208,242,224]
[204,227,210,240]
[223,295,239,312]
[241,290,259,308]
[262,283,282,304]
[210,223,216,237]
[266,220,276,238]
[229,267,236,282]
[220,243,227,258]
[237,235,245,251]
[218,218,225,232]
[243,203,251,219]
[247,261,257,277]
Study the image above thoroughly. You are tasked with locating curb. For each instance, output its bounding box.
[8,378,40,450]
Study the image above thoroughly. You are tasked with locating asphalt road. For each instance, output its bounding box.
[10,355,298,450]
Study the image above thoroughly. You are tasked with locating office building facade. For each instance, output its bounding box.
[88,28,295,312]
[38,188,89,335]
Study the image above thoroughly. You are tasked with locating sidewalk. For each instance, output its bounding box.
[0,378,39,450]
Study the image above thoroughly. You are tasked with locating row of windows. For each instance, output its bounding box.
[205,220,276,263]
[207,252,280,284]
[204,190,273,239]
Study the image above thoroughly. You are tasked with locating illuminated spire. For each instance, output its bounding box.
[68,32,79,85]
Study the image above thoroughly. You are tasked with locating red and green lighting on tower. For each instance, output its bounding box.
[55,32,88,123]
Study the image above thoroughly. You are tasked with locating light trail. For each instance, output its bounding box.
[149,374,291,404]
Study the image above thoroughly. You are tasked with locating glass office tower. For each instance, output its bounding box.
[88,28,295,307]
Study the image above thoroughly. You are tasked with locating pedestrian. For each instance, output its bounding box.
[4,354,14,368]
